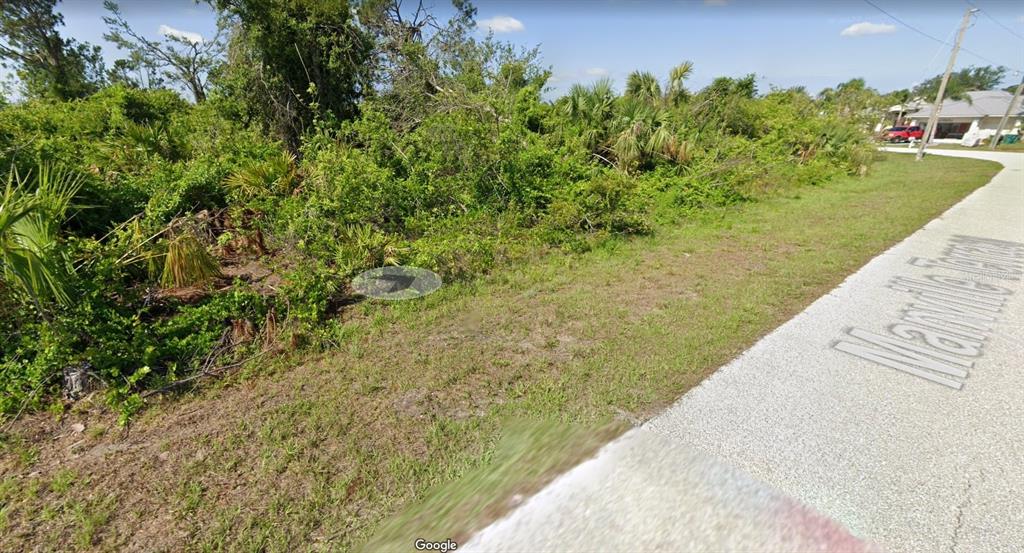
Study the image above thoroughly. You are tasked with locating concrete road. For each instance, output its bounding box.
[463,148,1024,552]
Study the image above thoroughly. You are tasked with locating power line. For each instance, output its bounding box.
[861,0,1023,72]
[966,0,1024,42]
[862,0,947,43]
[916,23,960,86]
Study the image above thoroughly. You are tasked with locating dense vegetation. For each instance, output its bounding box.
[1,0,879,421]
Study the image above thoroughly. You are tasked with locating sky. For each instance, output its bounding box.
[4,0,1024,100]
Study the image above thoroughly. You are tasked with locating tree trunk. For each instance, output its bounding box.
[189,77,206,103]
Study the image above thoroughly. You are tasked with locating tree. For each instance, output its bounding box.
[0,0,104,100]
[563,77,617,151]
[690,74,758,136]
[359,0,476,79]
[356,0,483,131]
[562,76,682,172]
[665,62,693,105]
[609,95,674,171]
[913,65,1007,101]
[625,62,693,106]
[105,51,166,90]
[102,1,226,103]
[884,88,911,105]
[214,0,374,149]
[703,74,757,100]
[817,78,886,127]
[625,71,661,102]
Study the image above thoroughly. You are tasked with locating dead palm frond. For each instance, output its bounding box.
[160,233,221,288]
[664,136,693,164]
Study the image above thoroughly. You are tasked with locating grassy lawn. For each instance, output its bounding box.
[0,153,1002,552]
[929,141,1024,152]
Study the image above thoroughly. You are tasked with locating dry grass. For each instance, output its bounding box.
[0,153,1002,552]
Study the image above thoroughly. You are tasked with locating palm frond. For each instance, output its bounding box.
[336,224,404,275]
[6,213,70,305]
[0,180,38,238]
[0,164,83,306]
[160,233,222,288]
[591,78,615,102]
[33,164,84,219]
[626,71,662,103]
[647,125,674,157]
[667,61,694,104]
[565,83,590,120]
[225,152,298,200]
[611,130,642,170]
[580,128,602,150]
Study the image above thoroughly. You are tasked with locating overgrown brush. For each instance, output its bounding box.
[0,0,877,422]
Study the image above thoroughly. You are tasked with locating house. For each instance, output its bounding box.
[884,100,923,127]
[907,90,1023,143]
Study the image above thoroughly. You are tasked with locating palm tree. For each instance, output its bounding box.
[563,64,695,171]
[609,96,676,170]
[626,62,693,107]
[625,71,662,103]
[563,78,616,150]
[666,61,693,105]
[0,165,83,308]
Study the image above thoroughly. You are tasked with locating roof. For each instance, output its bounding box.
[888,100,923,113]
[911,90,1024,119]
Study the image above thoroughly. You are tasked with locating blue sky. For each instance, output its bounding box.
[6,0,1024,100]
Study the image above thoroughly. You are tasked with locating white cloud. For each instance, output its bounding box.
[478,16,525,33]
[585,67,609,77]
[840,22,897,37]
[704,0,728,6]
[158,24,203,45]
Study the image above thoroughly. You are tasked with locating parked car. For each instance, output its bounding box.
[884,126,924,142]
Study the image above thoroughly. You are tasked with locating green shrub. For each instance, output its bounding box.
[1,27,879,421]
[278,263,343,327]
[544,171,652,236]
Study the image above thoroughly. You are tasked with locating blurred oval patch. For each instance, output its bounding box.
[351,266,442,300]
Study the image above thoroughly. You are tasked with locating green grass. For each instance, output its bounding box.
[0,153,1003,552]
[929,141,1024,152]
[361,418,627,552]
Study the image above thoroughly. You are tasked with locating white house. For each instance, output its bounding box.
[884,100,923,127]
[908,90,1023,144]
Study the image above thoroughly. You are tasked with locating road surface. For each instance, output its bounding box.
[463,148,1024,552]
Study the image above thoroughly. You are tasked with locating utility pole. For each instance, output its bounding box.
[989,73,1024,150]
[917,7,977,161]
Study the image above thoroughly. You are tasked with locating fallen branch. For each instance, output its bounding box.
[140,350,268,399]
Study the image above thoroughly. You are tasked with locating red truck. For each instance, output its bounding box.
[884,126,925,142]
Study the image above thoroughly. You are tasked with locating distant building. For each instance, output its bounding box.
[907,90,1023,143]
[885,100,923,127]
